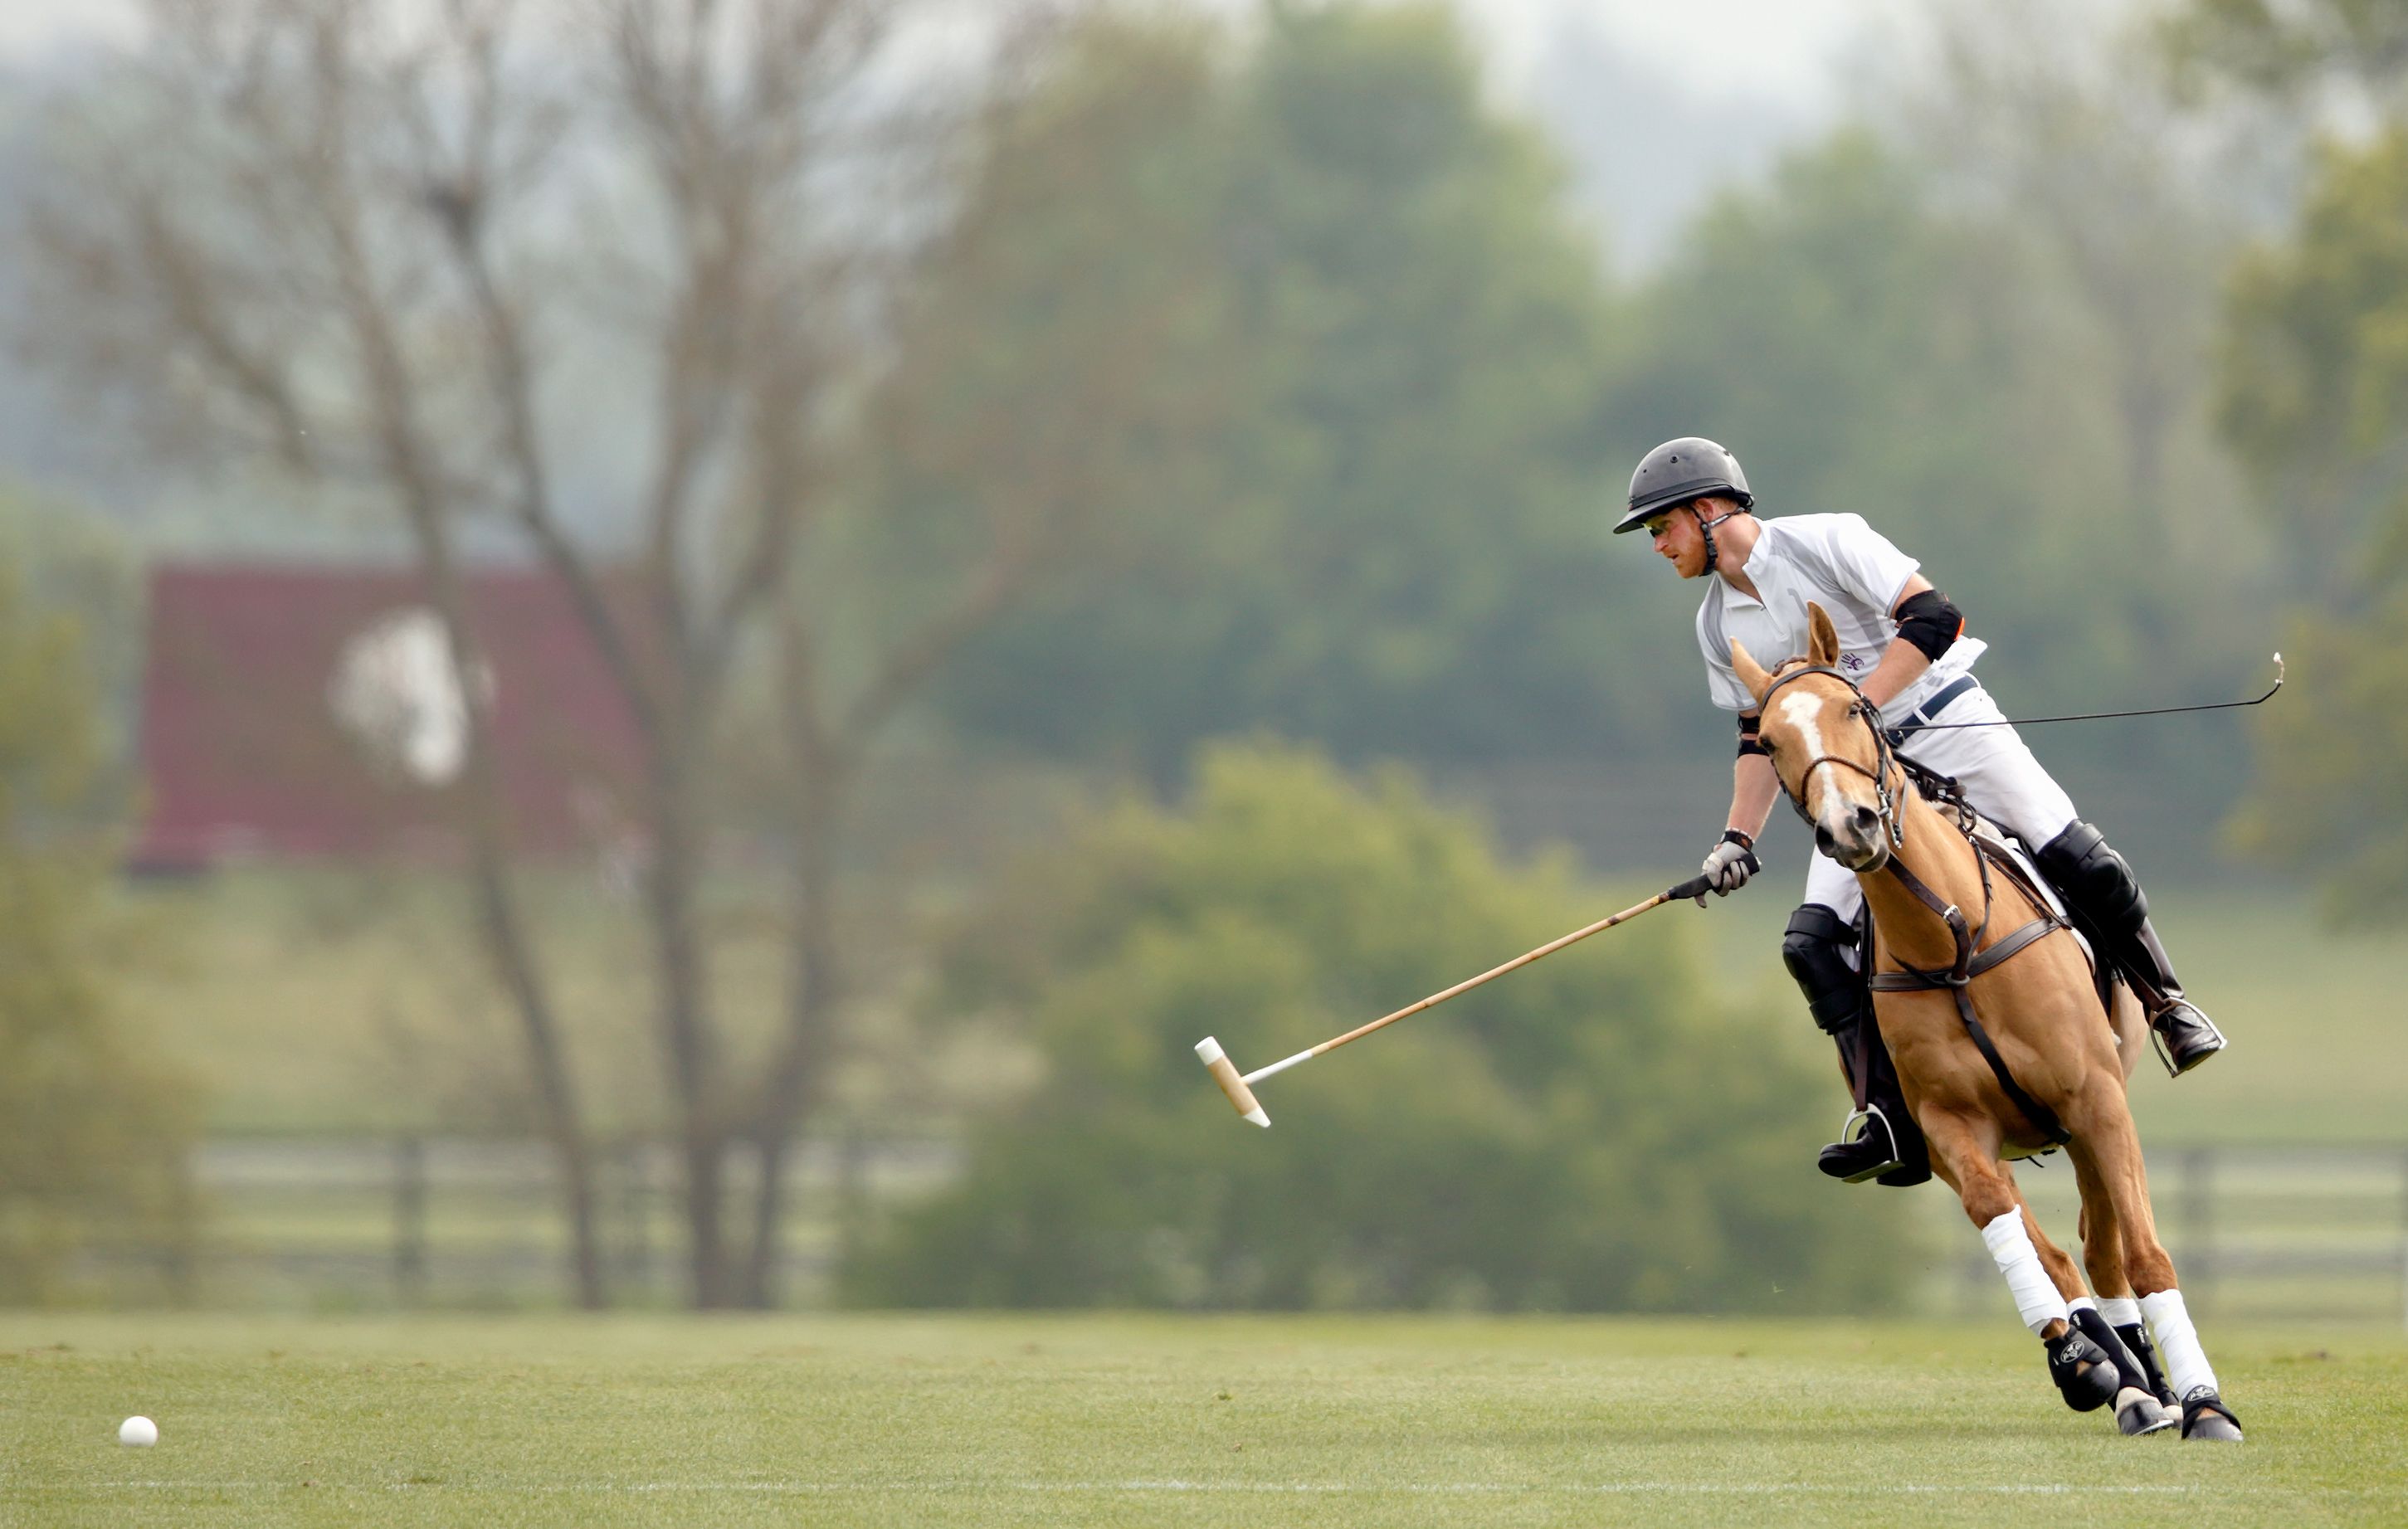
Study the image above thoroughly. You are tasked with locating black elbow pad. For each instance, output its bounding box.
[1894,588,1965,661]
[1738,713,1768,759]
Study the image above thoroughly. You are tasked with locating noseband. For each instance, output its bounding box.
[1757,663,1905,851]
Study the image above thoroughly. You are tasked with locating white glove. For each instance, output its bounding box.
[1700,830,1761,897]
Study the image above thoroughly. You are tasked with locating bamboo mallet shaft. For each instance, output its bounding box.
[1197,873,1713,1125]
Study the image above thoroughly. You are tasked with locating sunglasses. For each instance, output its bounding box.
[1644,504,1696,538]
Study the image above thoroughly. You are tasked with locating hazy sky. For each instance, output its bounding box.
[0,0,1897,109]
[0,0,139,57]
[1473,0,1902,107]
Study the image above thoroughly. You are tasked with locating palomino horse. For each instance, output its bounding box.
[1732,604,2241,1443]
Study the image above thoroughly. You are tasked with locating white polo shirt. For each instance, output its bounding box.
[1694,513,1985,726]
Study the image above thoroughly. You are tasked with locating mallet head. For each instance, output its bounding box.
[1194,1036,1270,1127]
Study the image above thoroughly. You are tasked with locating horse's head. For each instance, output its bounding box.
[1733,601,1898,872]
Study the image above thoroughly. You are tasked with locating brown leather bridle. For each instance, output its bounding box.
[1755,660,1906,854]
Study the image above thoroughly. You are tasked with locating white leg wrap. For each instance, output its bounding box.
[2140,1289,2218,1399]
[1981,1209,2069,1337]
[2098,1296,2142,1329]
[2067,1295,2097,1316]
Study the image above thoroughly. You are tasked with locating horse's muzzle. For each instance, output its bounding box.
[1816,803,1891,871]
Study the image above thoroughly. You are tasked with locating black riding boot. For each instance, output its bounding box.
[1783,905,1931,1187]
[2035,822,2227,1076]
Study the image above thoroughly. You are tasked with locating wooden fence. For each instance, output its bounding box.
[84,1136,2408,1320]
[138,1133,958,1309]
[1945,1142,2408,1325]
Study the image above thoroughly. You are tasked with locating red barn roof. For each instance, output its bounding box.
[134,564,647,869]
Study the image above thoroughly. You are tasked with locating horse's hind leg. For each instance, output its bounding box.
[2076,1199,2129,1301]
[1922,1114,2116,1415]
[2070,1094,2244,1442]
[2006,1173,2086,1305]
[2070,1156,2176,1434]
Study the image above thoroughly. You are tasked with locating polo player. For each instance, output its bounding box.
[1616,436,2226,1185]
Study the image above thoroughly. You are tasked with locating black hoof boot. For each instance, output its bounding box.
[2114,1388,2176,1435]
[2180,1387,2243,1442]
[2069,1307,2174,1435]
[2114,1322,2180,1412]
[2046,1328,2118,1413]
[2151,1000,2227,1078]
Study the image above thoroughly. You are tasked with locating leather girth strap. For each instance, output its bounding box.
[1868,841,2074,1148]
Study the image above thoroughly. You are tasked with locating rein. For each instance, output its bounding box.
[1759,661,2074,1147]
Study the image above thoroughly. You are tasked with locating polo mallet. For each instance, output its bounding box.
[1196,870,1718,1126]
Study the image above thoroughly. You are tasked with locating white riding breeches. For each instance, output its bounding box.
[1799,682,2078,923]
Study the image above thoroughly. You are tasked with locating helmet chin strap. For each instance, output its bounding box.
[1692,503,1743,575]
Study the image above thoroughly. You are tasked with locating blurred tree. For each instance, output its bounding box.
[738,11,1245,1304]
[2220,126,2408,918]
[931,3,2275,814]
[1617,134,2105,682]
[29,0,652,1305]
[0,562,197,1301]
[27,0,1238,1308]
[2219,127,2408,567]
[842,741,1913,1312]
[1909,0,2241,542]
[1616,116,2273,825]
[0,485,144,771]
[2161,0,2408,107]
[933,4,1638,776]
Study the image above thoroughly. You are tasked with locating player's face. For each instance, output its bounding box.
[1645,504,1706,578]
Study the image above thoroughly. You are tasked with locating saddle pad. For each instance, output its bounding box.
[1963,816,2129,1052]
[1962,817,2095,967]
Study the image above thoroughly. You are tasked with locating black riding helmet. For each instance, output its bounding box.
[1615,436,1753,573]
[1612,436,1752,535]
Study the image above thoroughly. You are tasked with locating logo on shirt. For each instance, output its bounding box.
[1840,652,1867,672]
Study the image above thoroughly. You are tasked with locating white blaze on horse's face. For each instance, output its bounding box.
[1777,681,1890,872]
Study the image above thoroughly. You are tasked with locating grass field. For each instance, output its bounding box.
[7,1313,2405,1527]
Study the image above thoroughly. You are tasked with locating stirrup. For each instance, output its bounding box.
[2148,1001,2227,1079]
[1818,1103,1903,1184]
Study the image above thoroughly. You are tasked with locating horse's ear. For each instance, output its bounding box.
[1806,601,1840,666]
[1731,639,1772,704]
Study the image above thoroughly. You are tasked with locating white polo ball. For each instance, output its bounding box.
[119,1415,158,1447]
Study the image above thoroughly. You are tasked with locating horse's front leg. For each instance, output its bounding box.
[1920,1109,2117,1415]
[2006,1172,2089,1307]
[2064,1088,2245,1442]
[2069,1172,2176,1435]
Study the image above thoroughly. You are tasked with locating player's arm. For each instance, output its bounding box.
[1730,718,1781,840]
[1858,574,1962,710]
[1700,716,1781,898]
